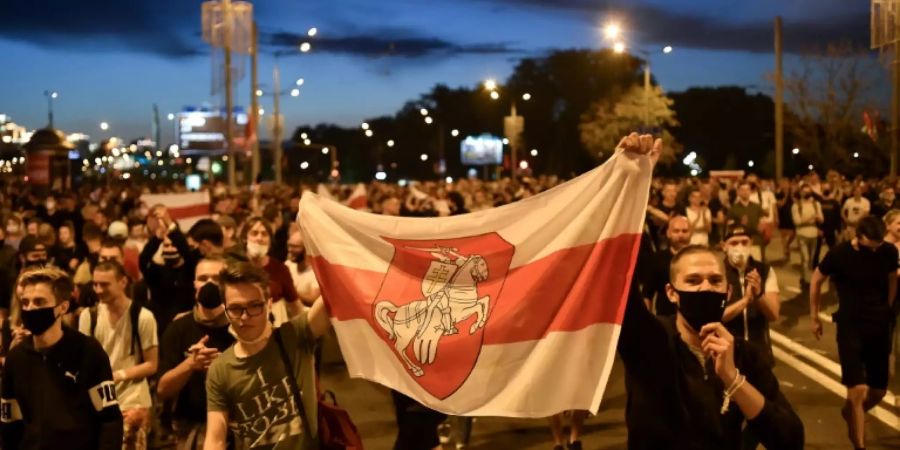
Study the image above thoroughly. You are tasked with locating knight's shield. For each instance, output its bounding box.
[421,261,458,298]
[373,233,515,400]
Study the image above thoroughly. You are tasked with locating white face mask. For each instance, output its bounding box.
[727,245,751,267]
[246,242,270,259]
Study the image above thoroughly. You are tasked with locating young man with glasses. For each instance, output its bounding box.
[204,261,330,450]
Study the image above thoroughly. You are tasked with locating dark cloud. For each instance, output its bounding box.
[0,0,203,57]
[262,29,518,58]
[478,0,870,54]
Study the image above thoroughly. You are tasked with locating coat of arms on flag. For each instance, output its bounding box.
[299,148,653,417]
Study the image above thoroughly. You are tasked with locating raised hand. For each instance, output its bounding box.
[700,322,737,385]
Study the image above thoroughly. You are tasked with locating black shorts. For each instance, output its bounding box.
[836,323,892,390]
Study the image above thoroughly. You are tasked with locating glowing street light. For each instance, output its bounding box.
[853,152,860,159]
[424,116,434,124]
[613,42,626,54]
[304,139,312,146]
[490,91,500,100]
[258,108,265,116]
[519,160,529,170]
[663,45,673,54]
[451,129,459,137]
[299,42,312,53]
[530,149,538,156]
[361,122,369,130]
[387,140,395,147]
[296,78,305,86]
[300,161,310,169]
[522,93,532,101]
[167,113,175,121]
[301,132,308,139]
[99,122,109,131]
[748,160,755,168]
[792,147,800,155]
[322,147,329,154]
[50,91,58,99]
[307,27,318,37]
[290,88,300,97]
[603,23,621,40]
[420,108,429,116]
[255,89,263,97]
[484,79,498,91]
[365,129,374,137]
[420,153,429,161]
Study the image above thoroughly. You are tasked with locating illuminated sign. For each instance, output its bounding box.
[177,107,248,153]
[460,134,503,166]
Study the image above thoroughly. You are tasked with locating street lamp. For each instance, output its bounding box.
[420,108,429,116]
[167,113,175,121]
[522,93,532,101]
[299,42,312,53]
[290,88,300,97]
[792,147,800,155]
[603,22,621,40]
[484,79,498,91]
[361,122,370,130]
[295,78,305,86]
[604,23,672,126]
[307,27,318,37]
[43,90,58,128]
[100,122,109,131]
[490,91,500,100]
[613,42,626,54]
[663,45,673,54]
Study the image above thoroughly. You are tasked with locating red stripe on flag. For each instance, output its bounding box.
[166,204,210,220]
[310,233,640,344]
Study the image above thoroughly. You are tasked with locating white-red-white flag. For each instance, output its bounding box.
[299,151,652,417]
[141,192,210,231]
[344,183,368,210]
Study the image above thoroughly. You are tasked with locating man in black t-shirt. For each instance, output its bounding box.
[156,256,234,448]
[810,216,897,450]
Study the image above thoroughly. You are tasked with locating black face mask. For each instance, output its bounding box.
[21,306,59,336]
[197,282,223,309]
[676,289,727,332]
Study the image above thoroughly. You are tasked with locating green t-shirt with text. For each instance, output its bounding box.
[206,313,318,450]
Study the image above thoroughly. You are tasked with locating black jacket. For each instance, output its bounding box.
[140,229,197,337]
[618,284,804,450]
[1,327,123,450]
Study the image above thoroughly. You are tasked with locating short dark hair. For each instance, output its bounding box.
[82,223,103,242]
[93,260,128,280]
[19,267,74,305]
[188,219,224,247]
[100,238,124,252]
[669,245,722,280]
[218,261,270,302]
[857,216,887,242]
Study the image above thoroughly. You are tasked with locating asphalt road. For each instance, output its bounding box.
[319,238,900,450]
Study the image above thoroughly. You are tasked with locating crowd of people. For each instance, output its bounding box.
[0,137,896,450]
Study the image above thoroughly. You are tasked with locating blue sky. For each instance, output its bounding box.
[0,0,871,143]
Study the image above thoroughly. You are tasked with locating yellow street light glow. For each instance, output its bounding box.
[519,160,529,170]
[484,79,497,91]
[420,108,429,116]
[424,116,434,124]
[365,129,374,137]
[258,108,265,116]
[304,139,312,146]
[490,91,500,100]
[530,149,538,156]
[387,140,395,147]
[99,122,109,131]
[256,89,263,97]
[603,23,621,40]
[301,132,308,139]
[290,88,300,97]
[451,129,459,137]
[663,45,673,54]
[792,148,800,155]
[322,147,329,154]
[613,42,626,54]
[522,93,532,101]
[301,161,310,169]
[361,122,369,130]
[420,153,429,161]
[307,27,318,37]
[300,42,312,53]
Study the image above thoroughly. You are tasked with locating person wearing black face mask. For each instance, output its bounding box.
[18,236,49,270]
[140,224,197,340]
[157,257,234,448]
[1,267,123,449]
[618,244,804,450]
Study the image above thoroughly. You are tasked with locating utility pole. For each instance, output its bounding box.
[775,16,785,180]
[250,21,260,184]
[644,64,651,127]
[273,62,283,184]
[223,0,236,189]
[152,104,161,153]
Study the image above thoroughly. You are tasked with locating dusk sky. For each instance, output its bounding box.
[1,0,872,144]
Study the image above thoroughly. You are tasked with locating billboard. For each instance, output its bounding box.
[461,134,503,166]
[177,107,247,153]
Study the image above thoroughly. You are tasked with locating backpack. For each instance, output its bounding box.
[89,300,144,363]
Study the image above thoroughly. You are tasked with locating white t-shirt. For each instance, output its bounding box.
[749,189,777,222]
[78,301,158,411]
[686,207,711,246]
[842,197,871,224]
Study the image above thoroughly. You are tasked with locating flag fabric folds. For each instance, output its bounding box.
[141,191,210,230]
[299,150,652,417]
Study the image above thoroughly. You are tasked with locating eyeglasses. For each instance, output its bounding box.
[225,302,266,318]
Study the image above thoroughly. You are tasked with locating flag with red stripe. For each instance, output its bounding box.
[299,150,652,417]
[141,192,211,231]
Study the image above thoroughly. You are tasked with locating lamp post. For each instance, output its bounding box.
[483,80,532,181]
[605,22,672,128]
[43,91,58,128]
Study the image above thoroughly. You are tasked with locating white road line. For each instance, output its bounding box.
[770,330,897,407]
[772,346,900,431]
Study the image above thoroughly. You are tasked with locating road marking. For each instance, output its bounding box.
[770,330,897,408]
[772,346,900,431]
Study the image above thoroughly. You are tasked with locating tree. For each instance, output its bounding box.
[580,85,680,163]
[783,42,886,173]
